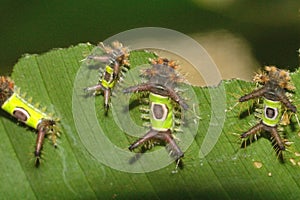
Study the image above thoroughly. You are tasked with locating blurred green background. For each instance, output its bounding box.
[0,0,299,76]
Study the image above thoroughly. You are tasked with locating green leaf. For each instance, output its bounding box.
[1,43,300,199]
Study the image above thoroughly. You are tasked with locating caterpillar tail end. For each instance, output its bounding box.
[34,152,41,167]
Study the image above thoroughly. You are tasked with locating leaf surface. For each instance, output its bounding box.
[1,43,300,199]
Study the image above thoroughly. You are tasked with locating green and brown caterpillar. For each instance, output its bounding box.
[238,66,297,155]
[85,41,130,114]
[0,76,59,167]
[123,57,188,165]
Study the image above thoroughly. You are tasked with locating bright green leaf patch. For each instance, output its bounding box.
[1,43,300,199]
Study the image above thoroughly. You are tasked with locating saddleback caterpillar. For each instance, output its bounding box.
[123,57,189,166]
[238,66,297,156]
[85,41,130,114]
[0,76,59,167]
